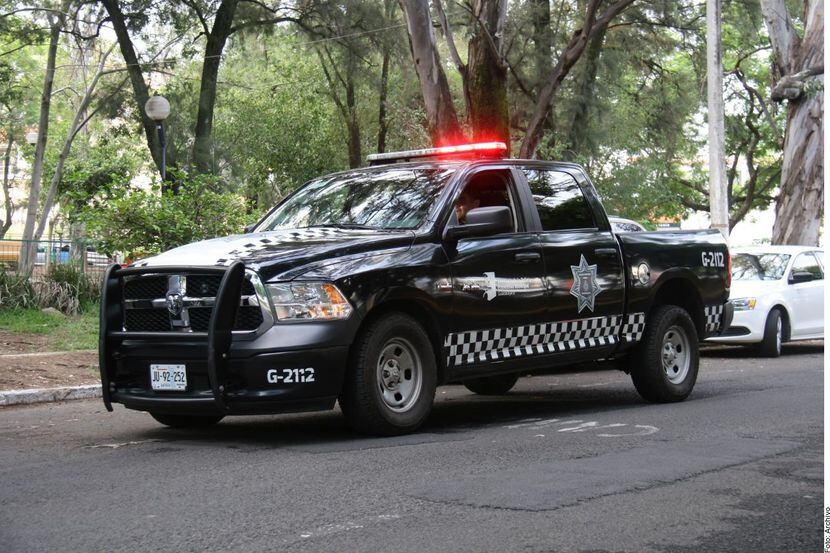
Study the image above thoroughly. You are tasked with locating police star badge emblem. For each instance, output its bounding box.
[570,254,603,312]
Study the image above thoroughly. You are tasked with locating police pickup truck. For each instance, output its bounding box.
[99,142,733,435]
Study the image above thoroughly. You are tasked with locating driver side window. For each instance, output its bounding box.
[453,170,519,231]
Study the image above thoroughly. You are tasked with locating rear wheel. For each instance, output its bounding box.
[630,305,699,403]
[339,313,437,436]
[756,309,783,358]
[149,413,224,428]
[463,373,519,395]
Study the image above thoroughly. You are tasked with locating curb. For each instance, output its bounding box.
[0,385,102,407]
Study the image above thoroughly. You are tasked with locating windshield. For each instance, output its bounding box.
[732,253,791,281]
[257,168,456,231]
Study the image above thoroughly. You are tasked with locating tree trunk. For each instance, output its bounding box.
[100,0,165,180]
[33,46,116,242]
[192,0,239,174]
[399,0,463,146]
[345,74,361,168]
[530,0,551,93]
[562,27,605,161]
[1,130,13,239]
[466,0,510,150]
[771,87,823,245]
[761,0,824,245]
[19,9,63,275]
[377,46,390,154]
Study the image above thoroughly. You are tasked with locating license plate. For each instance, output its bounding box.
[150,364,187,391]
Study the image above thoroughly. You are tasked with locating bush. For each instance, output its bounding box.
[0,267,100,316]
[80,172,255,260]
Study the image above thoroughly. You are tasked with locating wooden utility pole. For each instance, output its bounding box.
[706,0,729,241]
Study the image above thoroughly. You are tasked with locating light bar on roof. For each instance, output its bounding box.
[366,142,507,164]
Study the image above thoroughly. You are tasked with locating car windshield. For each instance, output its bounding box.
[731,253,791,281]
[257,168,456,231]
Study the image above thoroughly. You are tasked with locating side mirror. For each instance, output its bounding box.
[244,223,256,233]
[444,206,512,240]
[789,270,815,284]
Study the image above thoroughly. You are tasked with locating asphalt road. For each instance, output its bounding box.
[0,342,823,553]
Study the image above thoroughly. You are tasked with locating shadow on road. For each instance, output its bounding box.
[119,342,822,449]
[126,380,649,449]
[701,340,823,358]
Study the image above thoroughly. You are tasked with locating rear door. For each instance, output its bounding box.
[518,165,626,357]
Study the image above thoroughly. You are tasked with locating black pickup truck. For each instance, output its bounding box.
[99,142,733,435]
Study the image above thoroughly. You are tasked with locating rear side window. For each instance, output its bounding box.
[522,169,595,231]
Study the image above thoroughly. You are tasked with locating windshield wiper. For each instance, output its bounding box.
[305,223,377,230]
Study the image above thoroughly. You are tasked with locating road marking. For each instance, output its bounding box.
[297,514,401,540]
[85,439,162,449]
[597,424,659,437]
[505,418,660,438]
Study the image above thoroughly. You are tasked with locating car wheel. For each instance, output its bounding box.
[757,309,783,358]
[630,305,699,403]
[149,413,224,428]
[463,373,519,395]
[339,313,437,436]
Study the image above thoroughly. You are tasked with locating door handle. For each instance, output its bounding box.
[514,252,541,263]
[594,248,618,257]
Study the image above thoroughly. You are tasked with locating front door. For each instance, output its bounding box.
[788,251,824,337]
[444,169,546,373]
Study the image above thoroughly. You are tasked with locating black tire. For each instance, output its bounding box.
[756,309,784,358]
[630,305,699,403]
[463,373,519,395]
[339,313,437,436]
[149,413,224,428]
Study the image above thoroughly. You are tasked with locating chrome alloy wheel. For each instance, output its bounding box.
[775,316,783,355]
[377,337,423,413]
[662,325,691,384]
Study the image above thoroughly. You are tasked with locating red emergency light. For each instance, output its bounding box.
[367,142,508,164]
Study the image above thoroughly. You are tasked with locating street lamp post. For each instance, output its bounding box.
[144,95,171,181]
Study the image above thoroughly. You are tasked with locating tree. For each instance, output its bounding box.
[760,0,823,245]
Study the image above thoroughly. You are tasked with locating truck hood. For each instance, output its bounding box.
[132,227,416,281]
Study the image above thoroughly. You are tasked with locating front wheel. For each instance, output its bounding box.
[630,305,699,403]
[339,313,437,436]
[149,413,224,428]
[756,309,783,358]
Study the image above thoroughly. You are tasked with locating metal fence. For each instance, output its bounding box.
[0,238,114,278]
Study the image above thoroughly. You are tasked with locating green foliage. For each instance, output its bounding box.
[0,265,98,315]
[80,171,253,259]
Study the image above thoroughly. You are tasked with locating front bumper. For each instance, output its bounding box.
[100,263,354,416]
[708,305,765,344]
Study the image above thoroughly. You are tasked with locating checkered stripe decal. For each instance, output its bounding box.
[444,312,646,367]
[620,312,646,343]
[704,304,723,333]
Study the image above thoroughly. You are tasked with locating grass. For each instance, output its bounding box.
[0,305,99,351]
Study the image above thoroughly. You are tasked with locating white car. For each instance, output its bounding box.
[608,216,646,233]
[709,246,824,356]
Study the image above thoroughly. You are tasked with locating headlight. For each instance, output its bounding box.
[731,297,757,311]
[266,282,353,321]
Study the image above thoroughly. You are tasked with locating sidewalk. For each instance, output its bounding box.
[0,384,101,407]
[0,348,100,407]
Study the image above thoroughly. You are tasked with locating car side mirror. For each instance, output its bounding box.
[444,206,512,241]
[789,270,815,284]
[244,223,256,233]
